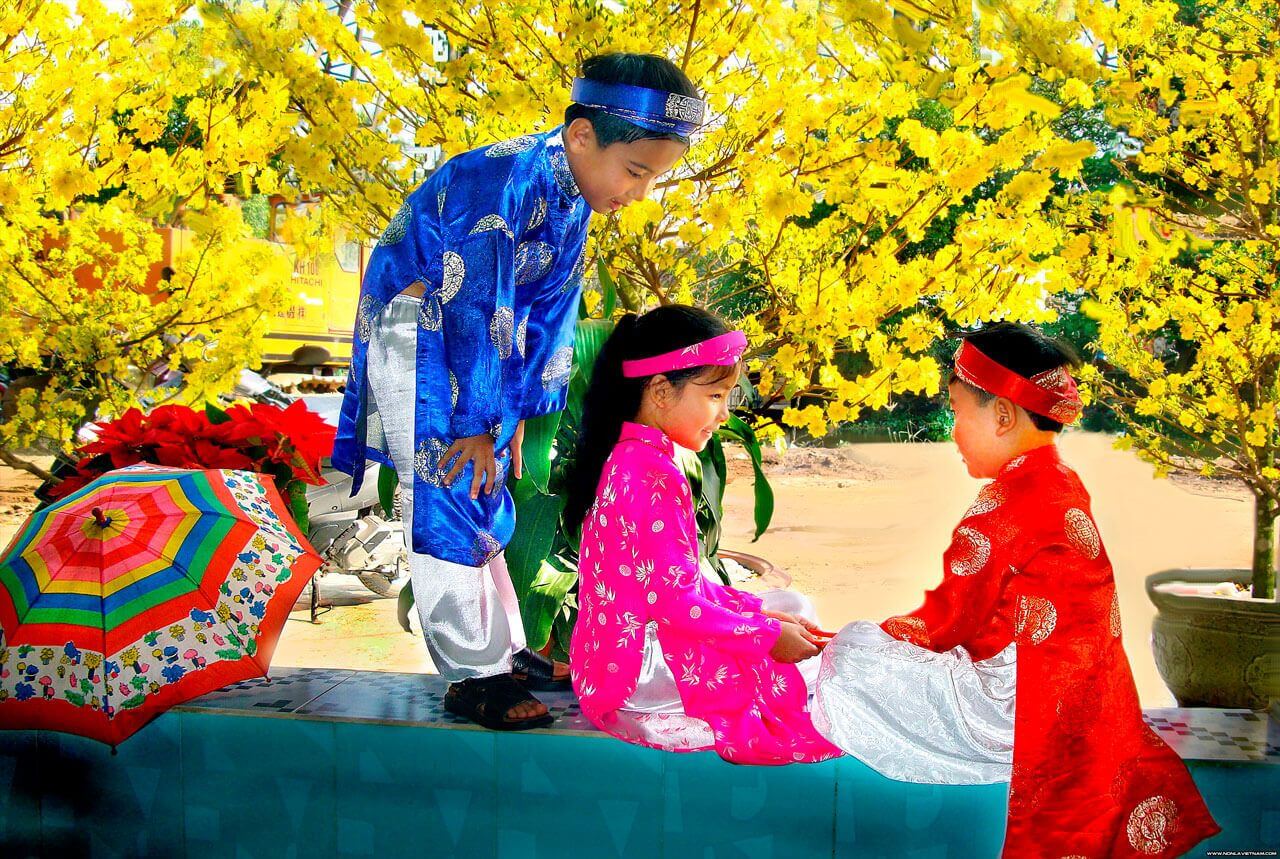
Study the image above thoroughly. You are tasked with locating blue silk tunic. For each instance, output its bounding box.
[333,129,592,566]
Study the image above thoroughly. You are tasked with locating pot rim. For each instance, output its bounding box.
[1145,568,1280,616]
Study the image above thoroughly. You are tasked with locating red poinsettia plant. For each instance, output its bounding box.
[47,401,335,529]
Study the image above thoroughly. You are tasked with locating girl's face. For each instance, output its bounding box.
[651,366,740,451]
[563,118,688,215]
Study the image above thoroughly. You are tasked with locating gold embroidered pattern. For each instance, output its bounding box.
[1126,795,1178,854]
[1015,595,1057,645]
[1065,508,1101,559]
[949,526,992,576]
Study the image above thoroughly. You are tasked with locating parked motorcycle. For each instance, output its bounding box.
[231,371,408,602]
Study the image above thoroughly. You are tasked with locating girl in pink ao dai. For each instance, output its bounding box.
[565,305,839,765]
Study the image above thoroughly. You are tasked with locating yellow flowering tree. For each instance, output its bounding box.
[218,0,1099,446]
[1063,0,1278,598]
[0,2,304,477]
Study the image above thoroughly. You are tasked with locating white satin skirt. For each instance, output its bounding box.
[812,620,1016,784]
[611,589,824,751]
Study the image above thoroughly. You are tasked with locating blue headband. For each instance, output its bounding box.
[570,77,706,137]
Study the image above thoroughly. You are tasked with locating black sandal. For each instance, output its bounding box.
[443,674,554,731]
[511,648,572,691]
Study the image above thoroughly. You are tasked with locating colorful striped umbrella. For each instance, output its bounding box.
[0,464,321,746]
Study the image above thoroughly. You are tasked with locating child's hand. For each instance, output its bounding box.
[512,419,525,481]
[443,434,499,499]
[770,621,821,663]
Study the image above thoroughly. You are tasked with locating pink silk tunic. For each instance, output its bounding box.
[570,421,841,765]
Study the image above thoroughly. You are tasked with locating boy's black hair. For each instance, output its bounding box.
[949,322,1082,433]
[564,53,700,147]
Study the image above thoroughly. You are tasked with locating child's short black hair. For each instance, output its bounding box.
[949,322,1082,433]
[564,53,700,147]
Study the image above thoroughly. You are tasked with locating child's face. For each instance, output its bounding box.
[564,118,688,215]
[947,381,1007,479]
[652,366,739,451]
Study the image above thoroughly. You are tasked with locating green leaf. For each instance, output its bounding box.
[695,436,727,562]
[214,648,241,661]
[519,560,578,651]
[507,488,565,598]
[397,580,415,633]
[578,293,589,320]
[205,402,232,425]
[596,259,617,319]
[568,318,614,423]
[377,465,398,518]
[286,479,309,533]
[515,410,562,494]
[717,415,775,540]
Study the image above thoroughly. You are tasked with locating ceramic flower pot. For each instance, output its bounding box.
[1146,568,1280,709]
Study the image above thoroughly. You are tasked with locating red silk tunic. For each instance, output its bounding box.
[882,444,1219,858]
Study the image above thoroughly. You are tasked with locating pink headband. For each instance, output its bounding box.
[621,331,748,378]
[953,340,1083,424]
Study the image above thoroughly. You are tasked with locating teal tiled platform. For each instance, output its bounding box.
[1,667,1276,858]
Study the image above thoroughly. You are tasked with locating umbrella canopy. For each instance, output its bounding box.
[0,464,321,745]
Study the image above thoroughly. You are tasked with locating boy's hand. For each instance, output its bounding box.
[443,434,498,500]
[769,621,821,663]
[512,420,525,481]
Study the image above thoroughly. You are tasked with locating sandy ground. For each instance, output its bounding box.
[0,432,1256,707]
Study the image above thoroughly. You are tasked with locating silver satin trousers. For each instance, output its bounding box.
[366,295,527,682]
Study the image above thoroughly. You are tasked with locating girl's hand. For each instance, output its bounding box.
[512,420,525,481]
[762,611,834,645]
[769,621,821,663]
[443,434,498,499]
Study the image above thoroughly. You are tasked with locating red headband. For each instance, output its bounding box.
[622,331,748,378]
[953,340,1082,424]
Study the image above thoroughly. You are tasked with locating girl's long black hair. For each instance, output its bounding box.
[563,305,732,537]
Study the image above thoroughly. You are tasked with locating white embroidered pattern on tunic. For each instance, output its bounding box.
[355,294,382,343]
[471,531,503,565]
[485,135,537,157]
[562,246,587,294]
[1126,796,1178,854]
[1110,590,1122,637]
[515,318,528,358]
[414,437,450,486]
[490,307,514,359]
[1064,508,1101,559]
[549,146,580,197]
[541,346,573,392]
[1015,595,1058,645]
[440,251,465,303]
[949,526,992,577]
[418,297,442,332]
[964,483,1005,518]
[527,198,547,231]
[469,214,514,239]
[378,203,411,247]
[515,241,555,285]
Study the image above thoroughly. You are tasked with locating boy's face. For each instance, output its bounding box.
[563,118,688,215]
[947,381,1007,480]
